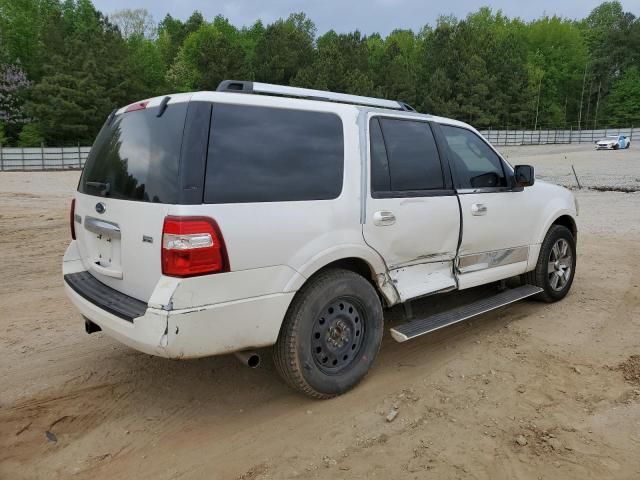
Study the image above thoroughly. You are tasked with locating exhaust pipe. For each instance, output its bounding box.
[84,318,102,334]
[234,351,261,368]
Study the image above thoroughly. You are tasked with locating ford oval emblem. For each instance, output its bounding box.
[95,202,106,214]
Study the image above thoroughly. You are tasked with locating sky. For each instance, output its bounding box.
[92,0,640,35]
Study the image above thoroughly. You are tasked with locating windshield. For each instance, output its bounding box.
[79,103,187,203]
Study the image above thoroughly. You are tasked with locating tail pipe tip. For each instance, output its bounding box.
[234,351,261,368]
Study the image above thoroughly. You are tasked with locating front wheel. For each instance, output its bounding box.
[273,269,384,399]
[523,225,576,302]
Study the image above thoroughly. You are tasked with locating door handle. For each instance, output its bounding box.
[373,210,396,226]
[471,203,487,216]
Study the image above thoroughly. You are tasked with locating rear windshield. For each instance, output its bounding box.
[79,103,187,203]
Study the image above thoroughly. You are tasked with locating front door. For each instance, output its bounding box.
[436,124,535,289]
[362,115,461,302]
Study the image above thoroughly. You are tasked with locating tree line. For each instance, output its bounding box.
[0,0,639,146]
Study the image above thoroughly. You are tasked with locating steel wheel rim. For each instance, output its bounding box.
[311,297,366,374]
[548,238,573,292]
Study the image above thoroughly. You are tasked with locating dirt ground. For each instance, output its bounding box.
[1,143,639,480]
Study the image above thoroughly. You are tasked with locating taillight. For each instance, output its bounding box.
[161,216,229,277]
[70,199,76,240]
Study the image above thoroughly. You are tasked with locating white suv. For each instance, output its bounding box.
[63,81,578,398]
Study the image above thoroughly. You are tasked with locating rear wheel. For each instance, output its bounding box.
[523,225,576,302]
[273,269,384,399]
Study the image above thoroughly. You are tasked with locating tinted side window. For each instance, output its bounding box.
[370,118,391,192]
[204,104,343,203]
[440,125,507,189]
[377,118,444,192]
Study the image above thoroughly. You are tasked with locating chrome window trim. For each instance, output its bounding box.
[457,187,523,195]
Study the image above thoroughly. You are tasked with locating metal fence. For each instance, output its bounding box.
[0,125,636,171]
[479,127,635,146]
[0,145,91,171]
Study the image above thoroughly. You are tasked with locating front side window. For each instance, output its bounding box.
[370,117,444,195]
[440,125,507,189]
[204,104,344,203]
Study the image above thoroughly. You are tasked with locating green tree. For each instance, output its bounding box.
[17,122,44,146]
[110,8,156,39]
[125,35,166,97]
[604,67,640,125]
[254,13,315,84]
[167,17,249,91]
[26,2,131,144]
[292,30,378,96]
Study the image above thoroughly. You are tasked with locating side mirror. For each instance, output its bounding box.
[514,165,535,187]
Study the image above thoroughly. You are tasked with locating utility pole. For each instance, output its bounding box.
[533,73,543,131]
[578,63,588,131]
[594,82,601,129]
[585,76,593,127]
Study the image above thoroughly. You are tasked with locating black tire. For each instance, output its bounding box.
[273,269,384,399]
[522,225,576,303]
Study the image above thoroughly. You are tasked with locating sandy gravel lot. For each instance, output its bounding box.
[1,144,639,479]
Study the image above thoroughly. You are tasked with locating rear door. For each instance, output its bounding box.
[362,115,460,302]
[74,98,192,302]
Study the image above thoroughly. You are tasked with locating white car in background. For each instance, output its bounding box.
[595,135,630,150]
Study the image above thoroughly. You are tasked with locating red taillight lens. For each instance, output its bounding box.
[70,199,76,240]
[161,216,229,277]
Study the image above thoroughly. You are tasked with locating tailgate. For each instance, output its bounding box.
[74,97,190,302]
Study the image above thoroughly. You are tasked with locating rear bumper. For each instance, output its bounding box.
[63,242,294,359]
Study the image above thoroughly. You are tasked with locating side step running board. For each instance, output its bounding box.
[390,284,543,343]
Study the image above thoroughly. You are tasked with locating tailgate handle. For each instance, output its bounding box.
[85,216,121,239]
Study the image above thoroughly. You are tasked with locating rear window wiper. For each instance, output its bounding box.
[106,109,117,125]
[85,181,110,196]
[157,96,171,118]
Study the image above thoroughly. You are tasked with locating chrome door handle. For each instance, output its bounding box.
[471,203,487,216]
[373,211,396,226]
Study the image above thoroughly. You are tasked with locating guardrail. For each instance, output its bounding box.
[0,145,91,171]
[479,127,634,146]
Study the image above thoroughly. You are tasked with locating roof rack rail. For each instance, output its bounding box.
[216,80,414,111]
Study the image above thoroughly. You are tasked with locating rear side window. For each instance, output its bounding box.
[204,104,344,203]
[370,118,391,192]
[79,103,187,203]
[370,117,444,194]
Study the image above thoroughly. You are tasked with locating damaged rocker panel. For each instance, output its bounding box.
[457,245,529,274]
